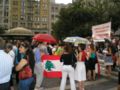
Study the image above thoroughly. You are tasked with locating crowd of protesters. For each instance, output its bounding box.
[1,37,120,90]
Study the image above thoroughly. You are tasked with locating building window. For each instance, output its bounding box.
[12,22,18,27]
[4,19,8,23]
[51,15,54,20]
[6,0,8,3]
[13,8,18,13]
[5,12,8,16]
[20,22,25,27]
[38,17,40,21]
[13,1,18,5]
[52,7,54,11]
[41,17,47,22]
[42,23,47,28]
[44,4,48,10]
[43,0,47,3]
[55,7,58,11]
[28,23,32,28]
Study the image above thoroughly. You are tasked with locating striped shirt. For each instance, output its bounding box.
[0,50,13,84]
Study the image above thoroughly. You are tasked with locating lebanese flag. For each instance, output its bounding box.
[41,55,62,78]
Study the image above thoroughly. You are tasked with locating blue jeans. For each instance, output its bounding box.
[19,77,34,90]
[0,82,10,90]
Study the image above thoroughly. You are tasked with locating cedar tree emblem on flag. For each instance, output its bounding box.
[45,60,55,71]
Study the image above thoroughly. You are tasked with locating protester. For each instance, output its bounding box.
[54,43,64,56]
[103,42,113,77]
[46,43,53,55]
[33,42,44,90]
[8,43,15,61]
[60,44,77,90]
[0,38,13,90]
[87,44,97,80]
[14,40,22,84]
[75,44,87,90]
[16,42,35,90]
[116,46,120,90]
[111,40,118,71]
[52,44,58,55]
[12,41,18,54]
[39,42,49,55]
[6,43,15,90]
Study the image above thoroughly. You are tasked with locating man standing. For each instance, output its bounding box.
[7,43,15,90]
[0,37,13,90]
[33,42,44,90]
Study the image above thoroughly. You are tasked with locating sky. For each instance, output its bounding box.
[55,0,72,4]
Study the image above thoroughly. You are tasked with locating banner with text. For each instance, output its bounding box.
[92,22,111,42]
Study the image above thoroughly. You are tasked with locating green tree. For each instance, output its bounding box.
[52,3,95,40]
[109,0,120,31]
[52,0,120,40]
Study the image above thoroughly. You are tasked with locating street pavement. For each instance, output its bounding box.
[42,75,117,90]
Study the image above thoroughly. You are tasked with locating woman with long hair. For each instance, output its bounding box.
[16,42,35,90]
[87,44,97,80]
[103,42,113,77]
[60,44,77,90]
[75,44,87,90]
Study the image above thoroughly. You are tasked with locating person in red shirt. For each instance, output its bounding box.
[75,44,88,90]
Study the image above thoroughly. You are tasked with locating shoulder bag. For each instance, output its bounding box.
[19,56,32,80]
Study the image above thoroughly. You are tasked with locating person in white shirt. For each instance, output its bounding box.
[9,50,15,61]
[0,38,13,90]
[5,43,15,61]
[5,43,15,90]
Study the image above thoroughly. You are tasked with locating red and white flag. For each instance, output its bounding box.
[41,55,62,78]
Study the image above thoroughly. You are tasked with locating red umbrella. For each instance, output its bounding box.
[33,34,57,44]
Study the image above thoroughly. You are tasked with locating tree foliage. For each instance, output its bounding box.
[52,0,120,40]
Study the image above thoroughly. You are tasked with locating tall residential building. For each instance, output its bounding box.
[0,0,9,28]
[32,0,41,33]
[9,0,34,29]
[39,0,50,33]
[50,1,66,33]
[50,0,55,3]
[32,0,50,33]
[0,0,50,33]
[0,0,69,34]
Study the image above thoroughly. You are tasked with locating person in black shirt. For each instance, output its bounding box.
[60,44,77,90]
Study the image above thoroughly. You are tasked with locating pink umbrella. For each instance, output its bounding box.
[33,34,57,44]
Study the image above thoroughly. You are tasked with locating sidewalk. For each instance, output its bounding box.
[43,77,117,90]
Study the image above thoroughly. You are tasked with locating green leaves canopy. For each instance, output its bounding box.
[52,0,120,40]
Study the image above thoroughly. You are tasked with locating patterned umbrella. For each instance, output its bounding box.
[63,36,90,44]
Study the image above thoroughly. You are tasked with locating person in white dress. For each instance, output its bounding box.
[75,44,87,90]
